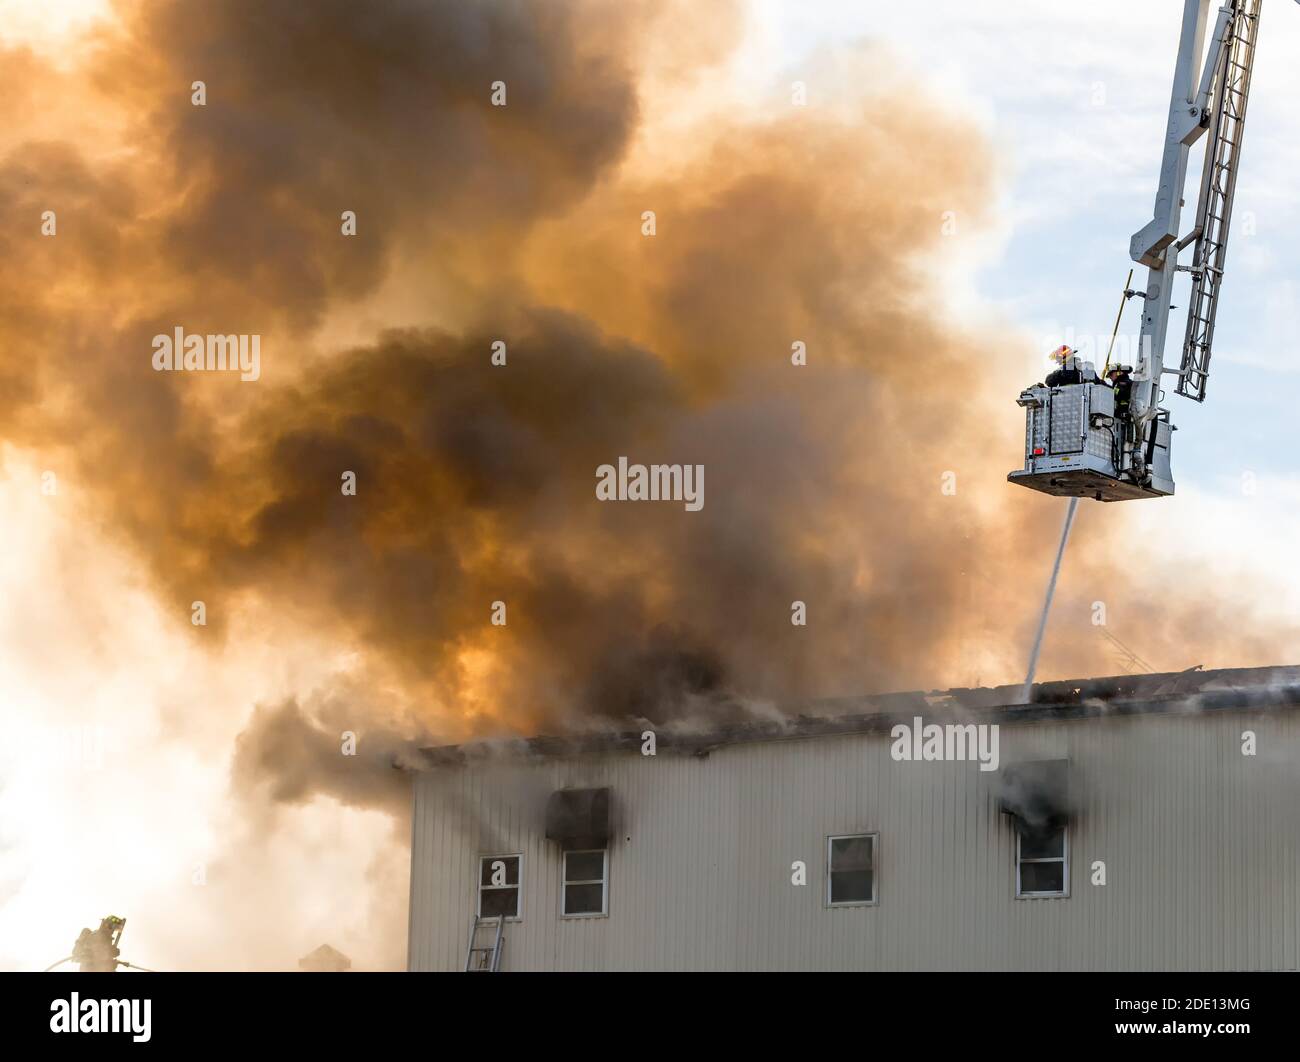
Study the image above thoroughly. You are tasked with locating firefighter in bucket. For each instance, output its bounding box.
[1044,344,1082,386]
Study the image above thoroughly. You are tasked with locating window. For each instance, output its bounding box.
[561,849,608,917]
[1016,826,1068,897]
[478,854,521,919]
[826,833,877,906]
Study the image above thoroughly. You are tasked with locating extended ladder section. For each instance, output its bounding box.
[1176,0,1262,401]
[464,915,504,972]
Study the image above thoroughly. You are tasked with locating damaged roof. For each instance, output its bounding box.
[408,664,1300,768]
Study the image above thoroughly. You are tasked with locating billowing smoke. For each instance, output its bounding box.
[1,0,1295,968]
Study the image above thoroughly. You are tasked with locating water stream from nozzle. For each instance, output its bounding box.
[1022,496,1080,704]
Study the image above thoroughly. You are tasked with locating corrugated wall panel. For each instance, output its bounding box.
[408,707,1300,970]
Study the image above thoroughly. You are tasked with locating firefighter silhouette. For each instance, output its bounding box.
[71,916,126,972]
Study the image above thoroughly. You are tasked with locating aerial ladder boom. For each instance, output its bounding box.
[1128,0,1223,427]
[1009,0,1275,502]
[1175,0,1263,401]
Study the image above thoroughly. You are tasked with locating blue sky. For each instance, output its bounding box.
[743,0,1300,491]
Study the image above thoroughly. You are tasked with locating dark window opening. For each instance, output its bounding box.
[478,855,521,920]
[827,834,876,906]
[1016,826,1068,898]
[561,849,607,917]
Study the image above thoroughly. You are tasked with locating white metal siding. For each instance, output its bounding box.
[408,709,1300,970]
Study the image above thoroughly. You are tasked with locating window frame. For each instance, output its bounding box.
[477,852,524,922]
[1015,826,1070,899]
[560,848,609,919]
[825,832,879,908]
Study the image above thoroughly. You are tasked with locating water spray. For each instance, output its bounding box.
[1022,497,1079,703]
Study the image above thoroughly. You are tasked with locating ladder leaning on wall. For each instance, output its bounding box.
[463,915,504,972]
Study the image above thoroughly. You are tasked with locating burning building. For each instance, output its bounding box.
[404,666,1300,971]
